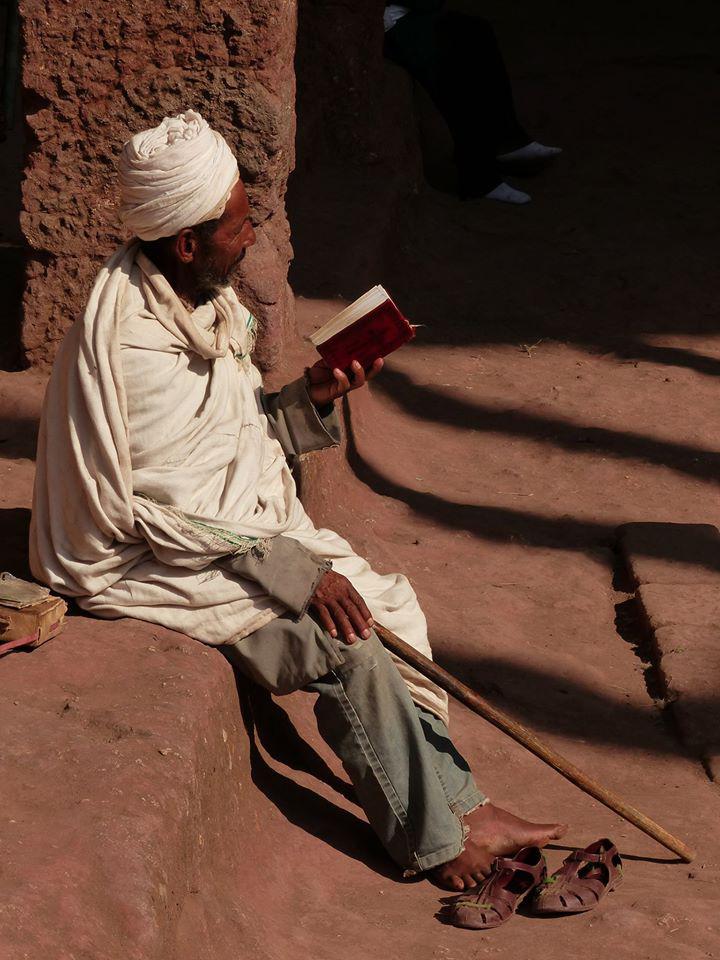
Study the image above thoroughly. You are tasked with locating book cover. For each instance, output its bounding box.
[312,290,415,372]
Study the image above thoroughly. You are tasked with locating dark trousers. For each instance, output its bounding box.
[384,11,528,196]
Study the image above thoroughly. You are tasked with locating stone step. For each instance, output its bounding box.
[618,522,720,782]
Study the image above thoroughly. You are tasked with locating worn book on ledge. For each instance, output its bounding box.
[0,572,67,656]
[309,285,415,372]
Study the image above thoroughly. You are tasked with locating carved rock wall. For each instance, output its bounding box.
[19,0,296,369]
[288,0,423,300]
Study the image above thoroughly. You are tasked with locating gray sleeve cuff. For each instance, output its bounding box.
[217,535,331,619]
[262,377,341,457]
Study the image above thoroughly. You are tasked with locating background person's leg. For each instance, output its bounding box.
[384,11,525,197]
[434,12,532,197]
[384,12,499,195]
[446,12,529,155]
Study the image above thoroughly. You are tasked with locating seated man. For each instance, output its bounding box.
[30,110,565,891]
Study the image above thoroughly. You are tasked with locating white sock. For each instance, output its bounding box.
[497,141,563,162]
[484,182,531,205]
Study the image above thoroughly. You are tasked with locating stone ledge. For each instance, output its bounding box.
[617,521,720,586]
[618,522,720,783]
[652,626,720,782]
[0,384,369,958]
[0,616,261,959]
[636,582,720,631]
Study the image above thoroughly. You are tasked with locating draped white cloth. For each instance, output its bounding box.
[119,110,239,241]
[30,244,449,724]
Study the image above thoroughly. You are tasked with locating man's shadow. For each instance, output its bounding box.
[228,667,400,880]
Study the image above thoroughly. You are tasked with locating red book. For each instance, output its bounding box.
[309,285,415,372]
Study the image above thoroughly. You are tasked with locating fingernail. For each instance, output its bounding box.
[367,618,374,626]
[348,633,357,643]
[330,629,337,637]
[362,629,371,639]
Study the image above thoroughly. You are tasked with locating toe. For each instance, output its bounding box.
[434,871,466,892]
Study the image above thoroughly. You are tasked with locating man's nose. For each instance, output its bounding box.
[244,224,257,247]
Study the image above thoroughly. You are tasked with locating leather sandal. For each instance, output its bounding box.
[439,846,547,930]
[531,838,623,915]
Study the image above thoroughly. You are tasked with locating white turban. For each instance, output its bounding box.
[118,110,240,241]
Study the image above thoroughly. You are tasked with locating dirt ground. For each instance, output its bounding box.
[287,1,720,954]
[2,0,720,956]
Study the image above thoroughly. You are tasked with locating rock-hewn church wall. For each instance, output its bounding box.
[18,0,296,369]
[288,0,422,301]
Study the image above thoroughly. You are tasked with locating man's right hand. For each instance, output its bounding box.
[309,570,373,643]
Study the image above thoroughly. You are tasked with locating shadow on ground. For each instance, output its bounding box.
[0,417,39,460]
[0,506,32,577]
[373,367,720,487]
[288,2,720,363]
[228,669,399,879]
[342,402,720,577]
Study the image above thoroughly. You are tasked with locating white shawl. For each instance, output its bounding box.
[30,244,448,723]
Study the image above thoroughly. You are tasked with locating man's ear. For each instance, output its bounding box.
[174,228,197,264]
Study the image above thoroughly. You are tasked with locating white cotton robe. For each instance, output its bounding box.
[30,243,448,724]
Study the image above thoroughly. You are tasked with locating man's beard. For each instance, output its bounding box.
[195,250,246,301]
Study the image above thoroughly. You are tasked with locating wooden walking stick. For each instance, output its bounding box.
[374,623,695,864]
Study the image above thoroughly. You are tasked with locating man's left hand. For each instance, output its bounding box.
[306,358,384,407]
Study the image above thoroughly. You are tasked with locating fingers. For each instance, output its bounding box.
[344,600,372,640]
[332,368,351,395]
[365,357,384,381]
[329,359,384,398]
[314,603,337,638]
[327,601,357,644]
[309,571,374,644]
[307,359,334,383]
[348,360,367,390]
[325,599,372,644]
[347,583,373,627]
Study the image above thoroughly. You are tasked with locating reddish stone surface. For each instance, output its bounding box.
[0,33,25,371]
[18,0,296,369]
[4,0,720,955]
[652,626,720,782]
[620,526,720,783]
[618,522,720,585]
[636,583,720,631]
[288,0,423,302]
[0,618,257,960]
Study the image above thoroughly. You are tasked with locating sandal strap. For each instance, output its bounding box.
[567,850,605,863]
[447,850,547,928]
[567,841,618,864]
[456,869,537,915]
[492,854,546,884]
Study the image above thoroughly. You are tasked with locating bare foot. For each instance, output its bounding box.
[430,803,568,892]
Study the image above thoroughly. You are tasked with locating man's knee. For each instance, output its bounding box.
[223,614,343,695]
[332,630,405,685]
[333,630,383,673]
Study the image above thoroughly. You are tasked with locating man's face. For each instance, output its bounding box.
[192,179,256,294]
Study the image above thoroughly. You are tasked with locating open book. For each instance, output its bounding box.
[309,285,415,372]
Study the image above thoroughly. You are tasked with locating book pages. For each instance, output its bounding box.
[309,285,389,346]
